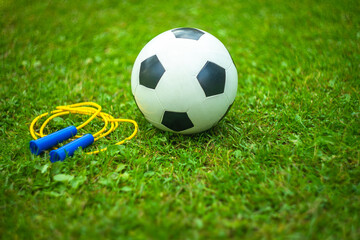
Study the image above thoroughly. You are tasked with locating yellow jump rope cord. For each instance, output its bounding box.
[29,102,138,154]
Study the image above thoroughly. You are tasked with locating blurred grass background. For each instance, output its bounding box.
[1,0,359,239]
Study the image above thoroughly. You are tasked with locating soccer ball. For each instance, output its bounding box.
[131,27,238,134]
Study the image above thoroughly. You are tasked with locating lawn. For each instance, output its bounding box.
[1,0,359,239]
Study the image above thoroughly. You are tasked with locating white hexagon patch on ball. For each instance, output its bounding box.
[131,27,238,134]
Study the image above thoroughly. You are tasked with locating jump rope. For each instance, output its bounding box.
[29,102,138,162]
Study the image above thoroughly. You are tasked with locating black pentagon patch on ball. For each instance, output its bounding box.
[139,55,165,89]
[171,28,204,40]
[197,61,226,97]
[161,111,194,132]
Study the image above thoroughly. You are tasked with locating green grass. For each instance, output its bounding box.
[1,0,359,239]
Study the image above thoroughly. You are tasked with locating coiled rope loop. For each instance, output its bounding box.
[29,102,138,154]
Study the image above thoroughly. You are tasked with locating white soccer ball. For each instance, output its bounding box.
[131,27,238,134]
